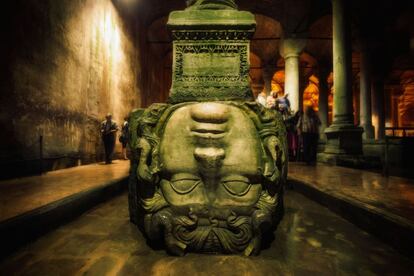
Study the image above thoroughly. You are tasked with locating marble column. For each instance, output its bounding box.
[359,47,375,139]
[280,38,306,112]
[319,0,363,163]
[372,79,386,140]
[331,0,353,126]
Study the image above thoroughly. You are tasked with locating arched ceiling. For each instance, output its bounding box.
[251,15,282,65]
[133,0,414,86]
[306,15,332,64]
[136,0,331,32]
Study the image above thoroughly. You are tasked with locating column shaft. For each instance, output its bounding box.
[280,38,306,113]
[372,80,386,140]
[318,69,330,138]
[332,0,354,125]
[285,55,300,112]
[359,49,375,139]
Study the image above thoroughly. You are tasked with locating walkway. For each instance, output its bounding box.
[288,162,414,258]
[289,163,414,223]
[0,160,130,223]
[0,191,412,275]
[0,160,130,259]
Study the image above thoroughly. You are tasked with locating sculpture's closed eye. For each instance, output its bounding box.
[170,174,202,195]
[221,175,252,196]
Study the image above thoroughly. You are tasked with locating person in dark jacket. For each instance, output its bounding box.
[101,113,118,164]
[297,106,321,165]
[119,117,129,160]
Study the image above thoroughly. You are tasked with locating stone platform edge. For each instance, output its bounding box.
[288,177,414,260]
[0,177,128,260]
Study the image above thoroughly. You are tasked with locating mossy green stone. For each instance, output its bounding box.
[128,3,287,256]
[167,9,256,104]
[168,10,255,29]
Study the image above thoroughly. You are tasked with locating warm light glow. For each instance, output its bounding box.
[100,8,122,63]
[86,1,130,124]
[303,75,319,111]
[271,70,285,94]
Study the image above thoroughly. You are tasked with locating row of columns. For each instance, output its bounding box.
[261,0,387,152]
[359,42,386,141]
[277,0,381,163]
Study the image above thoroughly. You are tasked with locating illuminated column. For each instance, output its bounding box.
[319,0,363,163]
[372,79,386,140]
[359,47,375,139]
[318,66,331,140]
[280,38,306,112]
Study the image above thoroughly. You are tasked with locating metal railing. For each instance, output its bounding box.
[385,127,414,137]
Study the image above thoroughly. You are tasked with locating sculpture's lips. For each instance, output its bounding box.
[190,103,230,124]
[190,123,227,139]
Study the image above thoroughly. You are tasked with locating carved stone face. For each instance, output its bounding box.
[133,101,287,256]
[160,103,263,213]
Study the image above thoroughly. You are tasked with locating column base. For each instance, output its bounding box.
[360,124,375,140]
[323,124,364,155]
[317,152,380,168]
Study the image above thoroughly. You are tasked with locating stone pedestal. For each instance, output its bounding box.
[319,0,363,164]
[167,8,255,103]
[321,124,363,152]
[318,125,364,165]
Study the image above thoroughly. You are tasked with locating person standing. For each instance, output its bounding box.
[276,93,290,114]
[101,113,118,164]
[284,110,300,161]
[119,117,129,160]
[297,106,321,165]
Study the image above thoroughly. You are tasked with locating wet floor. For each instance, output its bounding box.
[1,190,413,276]
[289,163,414,222]
[0,160,129,222]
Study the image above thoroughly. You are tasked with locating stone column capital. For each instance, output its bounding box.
[280,38,307,59]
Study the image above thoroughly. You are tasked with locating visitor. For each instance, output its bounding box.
[284,110,300,161]
[297,106,321,165]
[256,91,267,107]
[276,93,291,119]
[119,117,129,160]
[100,113,118,164]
